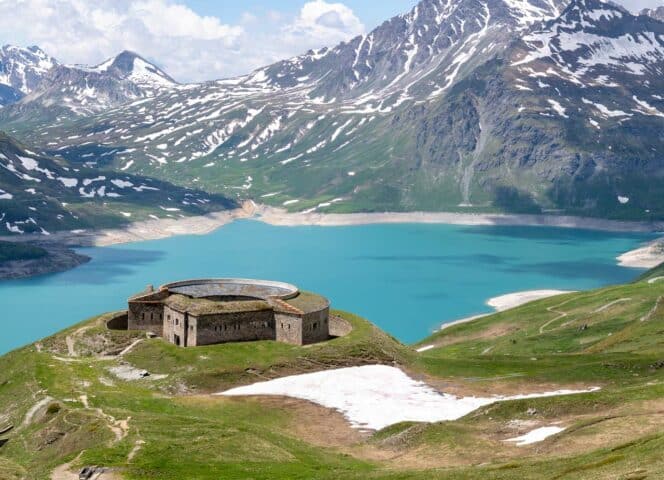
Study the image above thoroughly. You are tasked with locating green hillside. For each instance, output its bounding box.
[0,271,663,479]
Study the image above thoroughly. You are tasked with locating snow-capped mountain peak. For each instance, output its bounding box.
[512,0,664,84]
[91,50,177,88]
[0,47,178,117]
[0,45,57,102]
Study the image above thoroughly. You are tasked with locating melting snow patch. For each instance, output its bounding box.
[505,426,565,446]
[219,365,599,430]
[111,179,133,188]
[547,99,568,118]
[58,177,78,187]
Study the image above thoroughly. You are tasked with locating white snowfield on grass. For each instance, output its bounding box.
[218,365,599,430]
[505,426,566,446]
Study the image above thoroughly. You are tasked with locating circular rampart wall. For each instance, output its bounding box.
[160,278,299,300]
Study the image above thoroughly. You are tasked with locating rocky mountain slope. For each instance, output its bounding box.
[0,46,57,107]
[642,6,664,22]
[0,132,235,235]
[0,48,176,117]
[1,0,663,220]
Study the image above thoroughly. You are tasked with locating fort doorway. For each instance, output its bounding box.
[174,334,181,346]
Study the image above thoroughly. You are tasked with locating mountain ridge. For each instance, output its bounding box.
[0,0,663,221]
[0,48,177,116]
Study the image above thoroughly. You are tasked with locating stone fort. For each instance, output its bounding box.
[124,279,330,347]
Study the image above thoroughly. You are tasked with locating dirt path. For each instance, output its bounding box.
[540,291,633,335]
[118,338,143,356]
[539,300,572,334]
[65,325,93,357]
[592,298,631,314]
[21,396,54,427]
[50,453,82,480]
[641,296,662,322]
[78,394,129,442]
[127,439,145,461]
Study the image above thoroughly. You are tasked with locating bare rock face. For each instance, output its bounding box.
[642,6,664,22]
[0,45,57,107]
[1,50,177,121]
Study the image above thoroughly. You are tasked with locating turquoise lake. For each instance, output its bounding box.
[0,220,653,354]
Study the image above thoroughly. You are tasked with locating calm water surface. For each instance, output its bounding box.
[0,220,652,353]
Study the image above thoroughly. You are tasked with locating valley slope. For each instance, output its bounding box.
[0,132,236,235]
[0,265,662,478]
[1,0,662,221]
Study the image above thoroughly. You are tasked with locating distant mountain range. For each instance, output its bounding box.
[0,0,663,230]
[0,47,175,115]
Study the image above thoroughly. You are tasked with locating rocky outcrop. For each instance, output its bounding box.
[0,243,89,280]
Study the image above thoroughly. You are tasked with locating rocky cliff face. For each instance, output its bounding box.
[642,6,664,22]
[0,0,662,220]
[0,45,57,107]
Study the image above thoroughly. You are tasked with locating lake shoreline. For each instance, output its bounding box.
[415,289,576,350]
[0,202,661,274]
[253,204,664,233]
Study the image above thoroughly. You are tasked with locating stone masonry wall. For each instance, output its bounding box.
[128,302,164,336]
[163,305,191,346]
[195,310,275,346]
[275,313,303,345]
[301,306,330,345]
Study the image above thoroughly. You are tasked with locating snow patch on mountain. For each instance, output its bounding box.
[0,45,57,95]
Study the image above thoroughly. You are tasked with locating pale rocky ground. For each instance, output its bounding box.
[617,239,664,268]
[3,201,663,249]
[487,290,576,312]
